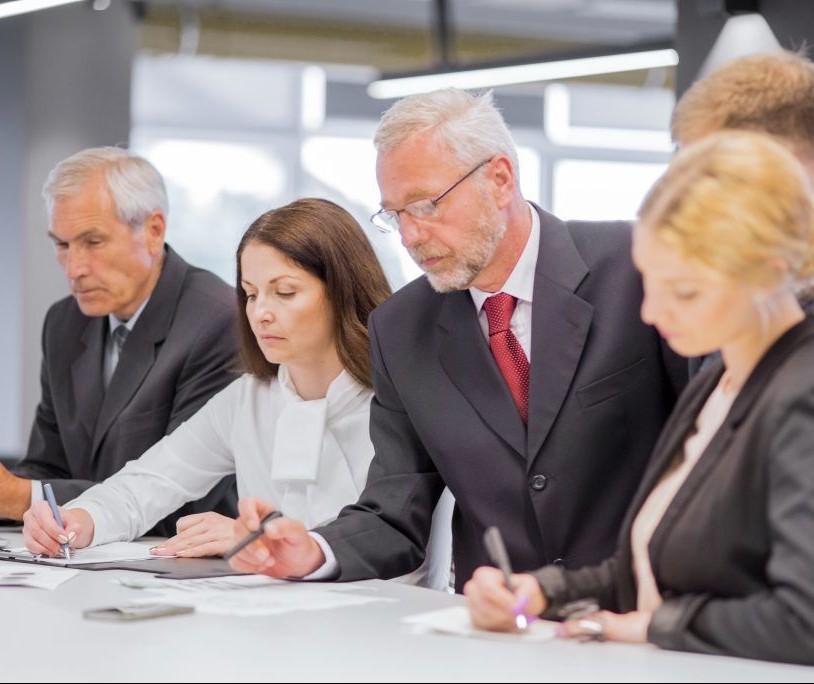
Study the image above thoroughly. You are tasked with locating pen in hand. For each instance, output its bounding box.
[223,510,284,561]
[483,525,531,631]
[43,483,71,560]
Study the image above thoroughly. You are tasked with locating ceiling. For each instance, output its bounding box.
[139,0,677,79]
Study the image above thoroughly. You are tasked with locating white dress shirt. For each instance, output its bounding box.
[469,202,539,358]
[68,365,373,544]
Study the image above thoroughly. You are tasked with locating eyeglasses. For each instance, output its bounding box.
[370,157,493,233]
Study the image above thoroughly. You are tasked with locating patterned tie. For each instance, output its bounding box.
[483,293,529,424]
[112,324,129,357]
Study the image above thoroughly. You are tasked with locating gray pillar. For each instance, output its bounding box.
[0,2,136,458]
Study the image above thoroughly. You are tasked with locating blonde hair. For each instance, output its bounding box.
[672,50,814,164]
[638,131,814,296]
[374,88,520,175]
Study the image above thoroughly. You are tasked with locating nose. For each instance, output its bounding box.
[398,213,428,249]
[62,246,89,281]
[639,286,660,326]
[250,294,275,326]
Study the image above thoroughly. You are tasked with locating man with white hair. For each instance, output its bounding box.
[0,147,238,535]
[229,89,687,592]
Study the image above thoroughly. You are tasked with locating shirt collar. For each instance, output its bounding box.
[107,295,151,334]
[469,202,540,312]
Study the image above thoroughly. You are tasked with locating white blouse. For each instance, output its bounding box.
[70,365,374,545]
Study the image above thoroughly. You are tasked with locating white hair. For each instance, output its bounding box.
[374,88,520,174]
[42,146,168,230]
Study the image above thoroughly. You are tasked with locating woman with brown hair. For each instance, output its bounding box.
[23,198,394,559]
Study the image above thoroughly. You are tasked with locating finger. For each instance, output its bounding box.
[23,502,65,556]
[177,539,228,558]
[237,498,265,531]
[175,513,206,533]
[23,510,61,557]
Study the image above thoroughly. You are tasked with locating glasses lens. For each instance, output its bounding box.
[405,199,437,220]
[371,210,398,233]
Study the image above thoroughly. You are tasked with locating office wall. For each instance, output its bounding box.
[677,1,814,96]
[0,3,135,457]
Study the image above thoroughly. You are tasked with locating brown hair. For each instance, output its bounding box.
[672,50,814,164]
[235,198,392,388]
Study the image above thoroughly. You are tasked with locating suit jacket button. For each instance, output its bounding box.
[529,474,548,491]
[552,558,565,567]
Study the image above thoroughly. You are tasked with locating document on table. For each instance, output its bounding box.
[403,606,558,642]
[6,541,158,565]
[125,577,395,616]
[0,565,79,589]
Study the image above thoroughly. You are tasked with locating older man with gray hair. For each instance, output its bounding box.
[0,147,238,536]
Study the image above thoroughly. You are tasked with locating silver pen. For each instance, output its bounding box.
[43,483,71,560]
[483,525,528,630]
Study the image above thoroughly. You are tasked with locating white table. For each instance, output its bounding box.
[2,531,813,683]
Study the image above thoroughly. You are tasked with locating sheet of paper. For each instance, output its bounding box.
[402,606,558,642]
[0,565,78,589]
[9,541,157,565]
[128,580,391,616]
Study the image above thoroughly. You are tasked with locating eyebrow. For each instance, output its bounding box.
[240,275,303,288]
[47,229,103,243]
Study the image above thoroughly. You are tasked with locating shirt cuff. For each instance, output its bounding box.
[303,532,339,580]
[30,480,44,504]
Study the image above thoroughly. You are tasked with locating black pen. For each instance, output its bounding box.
[483,525,529,630]
[223,510,283,561]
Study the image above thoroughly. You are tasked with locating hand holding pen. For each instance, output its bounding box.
[43,483,72,559]
[223,509,283,561]
[21,498,95,558]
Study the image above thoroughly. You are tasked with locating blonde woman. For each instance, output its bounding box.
[465,131,814,665]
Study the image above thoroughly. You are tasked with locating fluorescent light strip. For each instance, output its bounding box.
[368,48,678,100]
[0,0,84,20]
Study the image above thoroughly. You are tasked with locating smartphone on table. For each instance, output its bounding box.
[83,603,194,621]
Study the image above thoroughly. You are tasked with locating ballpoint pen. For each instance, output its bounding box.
[483,525,533,631]
[43,483,71,560]
[223,510,284,561]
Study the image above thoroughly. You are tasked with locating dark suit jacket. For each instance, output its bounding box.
[533,316,814,665]
[316,207,686,592]
[14,246,240,536]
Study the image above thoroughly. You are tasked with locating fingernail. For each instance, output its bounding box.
[150,547,166,554]
[57,534,68,544]
[554,624,566,638]
[67,531,76,542]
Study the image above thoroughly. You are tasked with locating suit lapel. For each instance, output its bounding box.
[92,247,187,457]
[70,317,106,440]
[526,209,593,462]
[438,290,527,457]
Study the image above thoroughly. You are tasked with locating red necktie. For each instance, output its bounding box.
[483,293,529,424]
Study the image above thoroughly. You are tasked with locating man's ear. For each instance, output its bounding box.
[144,211,166,255]
[489,156,516,210]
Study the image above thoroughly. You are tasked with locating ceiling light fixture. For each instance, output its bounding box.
[368,40,677,100]
[0,0,84,20]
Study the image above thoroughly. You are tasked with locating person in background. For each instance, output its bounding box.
[672,49,814,178]
[465,131,814,666]
[224,88,686,592]
[672,49,814,375]
[0,147,238,535]
[22,198,454,591]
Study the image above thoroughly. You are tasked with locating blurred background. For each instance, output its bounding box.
[1,0,811,459]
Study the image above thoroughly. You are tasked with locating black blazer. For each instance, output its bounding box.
[534,315,814,665]
[317,206,686,591]
[14,246,240,535]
